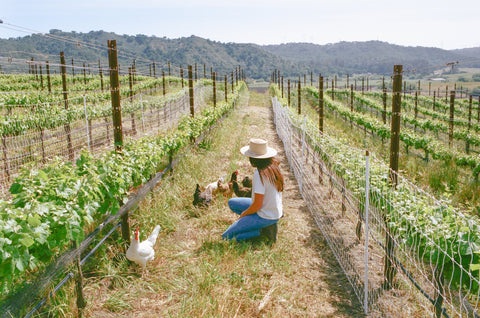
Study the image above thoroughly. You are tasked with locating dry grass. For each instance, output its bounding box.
[34,89,361,318]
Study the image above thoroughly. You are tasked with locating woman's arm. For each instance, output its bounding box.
[239,193,264,218]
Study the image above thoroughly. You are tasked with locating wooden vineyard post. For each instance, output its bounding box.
[74,241,87,316]
[297,80,301,115]
[385,64,403,289]
[414,91,418,123]
[362,77,364,95]
[212,72,216,108]
[180,66,184,88]
[195,63,198,82]
[189,65,194,117]
[433,91,436,112]
[83,63,87,84]
[153,61,156,78]
[128,68,136,135]
[60,52,74,161]
[478,96,480,123]
[350,84,354,112]
[310,71,313,86]
[281,76,284,99]
[99,60,104,92]
[224,74,228,102]
[319,75,324,134]
[331,79,335,101]
[163,71,166,96]
[467,95,473,153]
[107,40,123,153]
[449,91,455,147]
[71,58,75,84]
[429,82,431,96]
[39,65,43,90]
[46,61,52,94]
[231,72,234,94]
[2,135,10,182]
[382,77,387,125]
[287,79,291,106]
[168,61,171,76]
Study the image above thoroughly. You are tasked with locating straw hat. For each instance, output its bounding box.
[240,138,277,159]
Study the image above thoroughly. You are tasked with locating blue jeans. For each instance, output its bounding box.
[222,197,278,241]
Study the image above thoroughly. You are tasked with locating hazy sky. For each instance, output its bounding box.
[1,0,479,50]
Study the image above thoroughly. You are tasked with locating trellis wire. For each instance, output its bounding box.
[272,96,480,317]
[0,83,212,197]
[24,221,122,318]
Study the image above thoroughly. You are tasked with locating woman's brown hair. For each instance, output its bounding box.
[249,157,284,192]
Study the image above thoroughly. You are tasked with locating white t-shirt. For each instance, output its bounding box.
[252,169,283,220]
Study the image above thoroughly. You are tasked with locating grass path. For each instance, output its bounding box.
[81,89,364,317]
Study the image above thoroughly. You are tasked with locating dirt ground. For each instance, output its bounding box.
[82,92,369,317]
[238,97,366,317]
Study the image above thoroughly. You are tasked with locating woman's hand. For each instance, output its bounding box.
[239,193,264,218]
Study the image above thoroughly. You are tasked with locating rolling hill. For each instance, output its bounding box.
[1,30,479,79]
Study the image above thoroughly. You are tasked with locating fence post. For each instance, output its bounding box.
[478,96,480,123]
[385,64,402,290]
[331,79,335,101]
[287,79,291,106]
[140,94,145,133]
[189,65,194,117]
[382,77,387,124]
[46,61,52,94]
[195,63,198,82]
[128,68,137,136]
[163,71,166,96]
[299,116,307,194]
[180,66,184,88]
[213,72,216,108]
[298,80,301,115]
[467,95,472,153]
[108,40,124,153]
[83,63,87,84]
[39,64,43,90]
[364,150,370,315]
[99,60,104,92]
[319,75,324,133]
[281,76,284,99]
[74,241,87,316]
[224,74,228,102]
[71,58,75,84]
[414,91,418,123]
[449,91,455,147]
[83,95,91,150]
[350,84,354,112]
[153,61,156,78]
[60,52,74,161]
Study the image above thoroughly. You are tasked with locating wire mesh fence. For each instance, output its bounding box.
[272,96,480,317]
[0,83,212,197]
